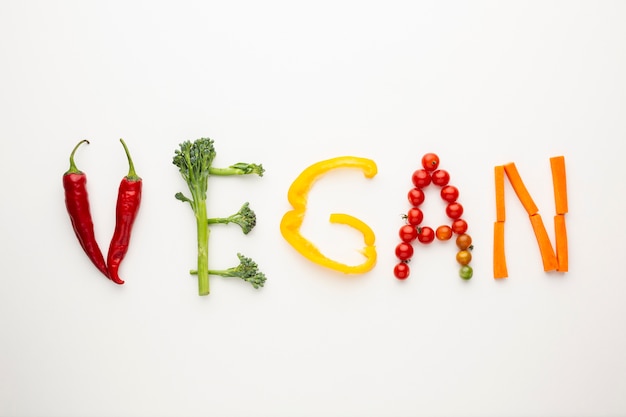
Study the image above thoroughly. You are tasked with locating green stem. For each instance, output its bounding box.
[65,139,89,175]
[119,138,140,180]
[208,166,240,176]
[206,217,230,225]
[195,198,210,295]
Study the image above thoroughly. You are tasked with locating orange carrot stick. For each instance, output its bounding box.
[529,214,558,271]
[504,162,538,215]
[550,156,568,215]
[495,165,505,222]
[554,214,568,272]
[493,221,508,279]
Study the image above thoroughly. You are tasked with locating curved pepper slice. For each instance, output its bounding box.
[280,156,378,274]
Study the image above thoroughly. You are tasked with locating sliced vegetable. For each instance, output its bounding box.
[493,221,508,279]
[280,156,378,274]
[494,165,505,222]
[529,214,558,272]
[503,162,538,215]
[554,214,568,272]
[550,156,568,215]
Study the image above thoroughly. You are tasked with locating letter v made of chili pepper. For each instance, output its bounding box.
[106,139,142,284]
[63,140,110,279]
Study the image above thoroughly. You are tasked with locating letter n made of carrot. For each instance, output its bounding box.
[493,156,568,277]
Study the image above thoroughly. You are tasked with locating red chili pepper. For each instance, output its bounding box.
[107,139,142,284]
[63,140,109,278]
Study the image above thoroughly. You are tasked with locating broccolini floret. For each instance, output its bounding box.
[191,253,267,289]
[172,137,265,295]
[207,202,257,234]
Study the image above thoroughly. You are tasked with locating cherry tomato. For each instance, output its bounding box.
[451,219,468,235]
[407,187,425,206]
[459,265,473,280]
[399,224,418,242]
[394,262,410,279]
[431,169,450,186]
[445,202,464,219]
[417,226,435,244]
[456,250,472,265]
[456,234,472,250]
[435,225,453,241]
[411,169,431,188]
[421,153,439,172]
[395,242,414,260]
[405,207,423,226]
[440,185,459,203]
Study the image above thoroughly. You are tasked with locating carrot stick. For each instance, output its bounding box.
[504,162,538,215]
[495,165,505,222]
[493,221,508,279]
[550,156,568,215]
[529,214,558,271]
[554,214,568,272]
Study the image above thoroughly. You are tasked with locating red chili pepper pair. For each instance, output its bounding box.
[63,139,142,284]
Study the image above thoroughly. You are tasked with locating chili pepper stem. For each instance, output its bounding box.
[119,138,140,180]
[195,198,210,295]
[65,139,89,175]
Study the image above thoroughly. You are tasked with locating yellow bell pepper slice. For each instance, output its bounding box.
[280,156,378,274]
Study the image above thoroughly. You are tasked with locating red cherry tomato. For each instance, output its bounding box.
[421,153,439,172]
[407,187,425,206]
[395,242,414,260]
[431,169,450,186]
[446,202,464,219]
[399,224,418,242]
[394,262,410,279]
[405,207,424,226]
[451,219,468,235]
[411,169,431,188]
[440,185,459,203]
[417,226,435,244]
[435,225,453,241]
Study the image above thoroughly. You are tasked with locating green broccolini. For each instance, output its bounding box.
[191,253,267,289]
[207,202,257,234]
[172,137,265,295]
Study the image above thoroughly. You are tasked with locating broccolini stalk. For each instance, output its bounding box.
[172,137,264,295]
[190,253,267,289]
[207,202,257,234]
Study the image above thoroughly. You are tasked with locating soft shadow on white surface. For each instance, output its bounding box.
[1,1,625,417]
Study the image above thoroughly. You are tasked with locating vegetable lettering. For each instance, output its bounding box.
[172,137,266,296]
[280,156,378,274]
[393,153,473,280]
[493,156,568,278]
[63,139,142,284]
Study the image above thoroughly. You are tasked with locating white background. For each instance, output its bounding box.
[1,1,625,416]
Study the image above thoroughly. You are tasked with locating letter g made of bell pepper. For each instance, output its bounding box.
[280,156,378,274]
